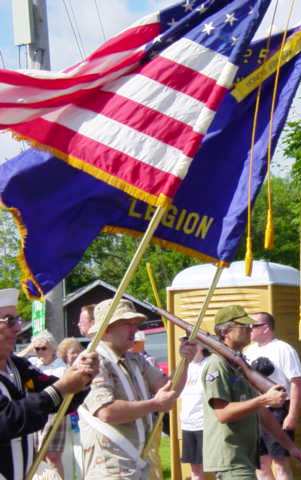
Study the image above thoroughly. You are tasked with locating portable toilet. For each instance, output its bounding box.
[167,260,300,480]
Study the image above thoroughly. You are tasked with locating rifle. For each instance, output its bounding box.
[148,304,277,394]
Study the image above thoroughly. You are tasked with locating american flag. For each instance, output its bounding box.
[0,0,271,206]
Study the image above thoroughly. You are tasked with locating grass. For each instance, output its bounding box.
[160,436,171,479]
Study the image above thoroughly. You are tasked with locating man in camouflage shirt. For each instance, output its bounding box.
[79,298,196,480]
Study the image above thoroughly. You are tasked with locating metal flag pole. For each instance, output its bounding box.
[26,202,168,480]
[142,265,224,461]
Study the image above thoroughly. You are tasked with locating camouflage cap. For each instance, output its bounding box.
[215,305,255,326]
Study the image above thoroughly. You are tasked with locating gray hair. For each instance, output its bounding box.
[31,329,57,350]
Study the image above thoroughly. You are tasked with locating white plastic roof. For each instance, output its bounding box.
[170,261,300,290]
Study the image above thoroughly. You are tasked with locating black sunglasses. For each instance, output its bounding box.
[35,346,48,352]
[251,323,267,329]
[0,315,22,328]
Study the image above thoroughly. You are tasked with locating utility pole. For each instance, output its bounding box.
[27,0,51,69]
[12,0,50,70]
[12,0,65,340]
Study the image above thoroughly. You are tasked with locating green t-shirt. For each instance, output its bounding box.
[202,354,259,472]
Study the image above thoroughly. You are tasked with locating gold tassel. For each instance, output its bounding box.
[245,236,253,276]
[264,208,274,250]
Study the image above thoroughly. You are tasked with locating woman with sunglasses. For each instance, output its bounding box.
[28,330,67,478]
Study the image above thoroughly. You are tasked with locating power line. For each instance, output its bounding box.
[61,0,85,59]
[93,0,106,41]
[0,50,6,68]
[67,0,86,56]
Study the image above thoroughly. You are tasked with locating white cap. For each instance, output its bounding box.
[0,288,19,308]
[134,330,145,342]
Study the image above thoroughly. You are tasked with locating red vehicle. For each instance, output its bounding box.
[144,326,168,375]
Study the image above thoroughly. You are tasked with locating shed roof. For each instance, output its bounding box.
[169,260,300,290]
[63,279,160,324]
[64,278,148,310]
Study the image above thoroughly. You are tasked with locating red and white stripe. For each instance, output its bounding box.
[0,12,160,122]
[1,12,238,202]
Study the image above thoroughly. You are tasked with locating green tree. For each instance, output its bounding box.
[0,209,32,320]
[283,120,301,219]
[67,232,198,306]
[236,176,299,268]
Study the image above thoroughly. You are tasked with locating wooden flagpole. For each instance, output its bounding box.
[146,262,165,326]
[146,262,180,480]
[26,202,168,480]
[142,265,224,461]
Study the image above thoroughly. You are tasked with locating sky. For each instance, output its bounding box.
[0,0,301,175]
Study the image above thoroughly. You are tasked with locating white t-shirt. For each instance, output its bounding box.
[180,357,208,431]
[29,356,66,378]
[245,338,301,395]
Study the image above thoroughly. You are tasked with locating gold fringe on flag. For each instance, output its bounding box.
[1,203,45,300]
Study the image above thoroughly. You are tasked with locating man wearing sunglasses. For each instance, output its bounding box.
[201,305,301,480]
[0,287,99,480]
[245,312,301,480]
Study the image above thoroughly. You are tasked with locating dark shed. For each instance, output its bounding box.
[64,279,161,337]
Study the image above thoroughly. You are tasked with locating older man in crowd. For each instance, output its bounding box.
[79,298,196,480]
[78,304,96,337]
[245,312,301,480]
[0,287,99,480]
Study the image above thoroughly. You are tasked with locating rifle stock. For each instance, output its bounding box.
[149,304,276,394]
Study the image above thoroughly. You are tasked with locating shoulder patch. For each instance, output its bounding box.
[206,371,219,382]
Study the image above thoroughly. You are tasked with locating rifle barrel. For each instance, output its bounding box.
[149,303,276,394]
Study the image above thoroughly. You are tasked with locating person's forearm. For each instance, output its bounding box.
[0,389,62,441]
[260,407,295,451]
[96,398,158,424]
[214,396,267,423]
[288,380,301,421]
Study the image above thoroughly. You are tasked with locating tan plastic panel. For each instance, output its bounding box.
[167,283,300,480]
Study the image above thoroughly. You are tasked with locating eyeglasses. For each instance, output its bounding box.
[0,315,22,328]
[35,346,48,352]
[251,323,267,329]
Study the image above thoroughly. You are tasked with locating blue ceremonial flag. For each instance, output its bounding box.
[1,27,301,298]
